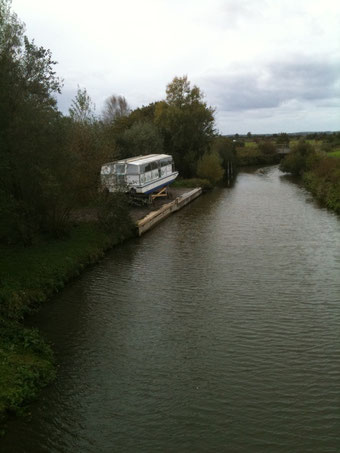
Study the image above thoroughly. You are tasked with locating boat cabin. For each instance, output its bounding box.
[100,154,178,195]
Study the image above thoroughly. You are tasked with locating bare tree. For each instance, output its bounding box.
[102,94,130,123]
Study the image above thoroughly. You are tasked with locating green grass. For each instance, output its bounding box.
[0,224,123,319]
[0,321,55,429]
[328,149,340,158]
[0,222,134,430]
[244,141,257,148]
[172,178,212,190]
[290,139,319,146]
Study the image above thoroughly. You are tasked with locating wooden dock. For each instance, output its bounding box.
[136,188,202,236]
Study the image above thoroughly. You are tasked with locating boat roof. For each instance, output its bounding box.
[103,154,172,167]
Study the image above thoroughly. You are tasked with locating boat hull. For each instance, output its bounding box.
[134,172,179,194]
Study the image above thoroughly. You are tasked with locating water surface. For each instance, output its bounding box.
[2,166,340,452]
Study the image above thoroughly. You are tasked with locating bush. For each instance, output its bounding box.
[96,192,134,238]
[280,140,316,176]
[196,151,224,185]
[236,147,280,166]
[258,141,276,155]
[280,151,306,176]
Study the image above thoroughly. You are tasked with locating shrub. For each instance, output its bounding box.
[196,151,225,185]
[280,140,316,176]
[258,141,276,155]
[96,192,134,238]
[236,147,279,166]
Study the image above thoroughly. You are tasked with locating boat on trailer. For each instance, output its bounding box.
[100,154,179,196]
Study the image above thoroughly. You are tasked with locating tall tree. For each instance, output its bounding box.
[69,86,95,123]
[102,94,130,124]
[68,88,108,204]
[155,76,215,177]
[0,0,65,242]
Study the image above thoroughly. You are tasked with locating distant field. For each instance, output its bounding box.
[290,139,319,146]
[244,141,257,148]
[328,150,340,158]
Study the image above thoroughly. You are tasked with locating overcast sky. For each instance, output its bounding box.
[11,0,340,134]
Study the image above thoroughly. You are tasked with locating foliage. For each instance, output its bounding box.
[281,139,340,214]
[115,121,164,159]
[276,132,290,145]
[155,76,216,178]
[102,94,130,124]
[172,178,212,191]
[0,0,65,243]
[196,151,224,185]
[96,192,134,237]
[280,139,315,176]
[328,150,340,158]
[0,223,122,319]
[211,136,235,162]
[210,136,237,180]
[0,319,55,424]
[0,217,134,429]
[303,157,340,213]
[236,147,280,166]
[69,86,96,124]
[258,140,276,155]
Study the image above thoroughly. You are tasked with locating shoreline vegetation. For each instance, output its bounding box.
[279,140,340,214]
[0,223,134,430]
[1,0,339,434]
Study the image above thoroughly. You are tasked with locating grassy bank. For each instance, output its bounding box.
[303,158,340,214]
[0,222,134,430]
[280,141,340,215]
[172,178,212,190]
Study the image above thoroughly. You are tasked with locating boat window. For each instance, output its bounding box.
[151,161,159,170]
[145,163,152,172]
[116,164,126,174]
[127,164,139,175]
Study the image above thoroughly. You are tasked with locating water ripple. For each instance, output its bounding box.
[2,166,340,453]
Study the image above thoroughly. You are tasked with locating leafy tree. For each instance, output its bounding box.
[69,86,96,123]
[68,89,110,204]
[155,76,215,178]
[276,132,290,145]
[280,140,315,176]
[0,0,65,242]
[211,136,236,174]
[116,121,163,159]
[96,191,134,237]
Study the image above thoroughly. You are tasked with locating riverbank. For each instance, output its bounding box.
[2,167,339,452]
[280,143,340,215]
[0,186,203,430]
[0,222,134,430]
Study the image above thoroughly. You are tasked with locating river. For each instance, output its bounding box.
[2,166,340,452]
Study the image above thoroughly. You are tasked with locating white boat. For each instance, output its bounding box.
[100,154,179,195]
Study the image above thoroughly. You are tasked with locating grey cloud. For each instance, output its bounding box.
[204,57,340,112]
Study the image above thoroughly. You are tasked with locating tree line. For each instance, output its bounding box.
[1,0,236,245]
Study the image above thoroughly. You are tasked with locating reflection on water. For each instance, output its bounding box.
[2,166,340,453]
